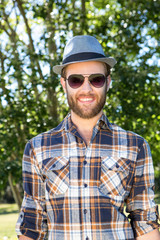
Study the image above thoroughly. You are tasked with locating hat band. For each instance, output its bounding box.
[62,52,105,64]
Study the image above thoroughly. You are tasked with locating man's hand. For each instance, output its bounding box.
[19,236,32,240]
[136,229,160,240]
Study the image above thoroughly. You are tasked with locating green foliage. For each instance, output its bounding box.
[0,0,160,200]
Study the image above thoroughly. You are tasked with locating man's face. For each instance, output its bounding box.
[61,61,110,119]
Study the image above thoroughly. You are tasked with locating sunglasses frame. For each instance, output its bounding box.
[65,73,108,89]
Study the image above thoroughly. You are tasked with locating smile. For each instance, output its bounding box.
[78,97,95,103]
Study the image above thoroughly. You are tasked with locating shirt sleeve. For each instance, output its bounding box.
[126,139,160,238]
[15,141,48,239]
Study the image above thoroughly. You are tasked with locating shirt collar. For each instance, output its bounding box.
[54,112,112,133]
[96,113,112,132]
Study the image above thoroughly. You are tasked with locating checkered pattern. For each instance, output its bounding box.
[16,113,159,240]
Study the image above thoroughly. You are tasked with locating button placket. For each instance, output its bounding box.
[83,148,92,240]
[83,158,88,216]
[84,209,88,214]
[83,160,87,165]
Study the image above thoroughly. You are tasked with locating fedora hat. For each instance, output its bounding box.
[53,35,117,75]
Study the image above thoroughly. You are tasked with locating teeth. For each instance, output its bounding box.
[80,98,93,102]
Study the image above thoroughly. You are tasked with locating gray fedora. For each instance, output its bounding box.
[53,35,117,75]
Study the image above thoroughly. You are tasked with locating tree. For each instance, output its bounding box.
[0,0,159,208]
[92,0,160,165]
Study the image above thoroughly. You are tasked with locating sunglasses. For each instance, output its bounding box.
[65,73,107,89]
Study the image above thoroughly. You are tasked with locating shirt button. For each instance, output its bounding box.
[83,160,87,165]
[84,209,87,214]
[52,164,56,168]
[43,175,46,180]
[84,183,88,188]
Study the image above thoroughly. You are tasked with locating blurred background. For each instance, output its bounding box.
[0,0,160,239]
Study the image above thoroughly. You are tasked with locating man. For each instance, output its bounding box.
[16,35,160,240]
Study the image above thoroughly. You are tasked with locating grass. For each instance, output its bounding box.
[0,203,19,240]
[0,200,160,239]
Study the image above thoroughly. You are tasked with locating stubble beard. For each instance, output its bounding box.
[66,88,107,119]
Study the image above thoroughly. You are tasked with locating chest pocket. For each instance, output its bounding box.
[43,156,69,196]
[99,156,131,196]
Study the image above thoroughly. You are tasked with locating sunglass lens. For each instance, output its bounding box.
[68,75,83,88]
[90,74,106,88]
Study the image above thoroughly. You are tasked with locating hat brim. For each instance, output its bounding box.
[53,57,117,75]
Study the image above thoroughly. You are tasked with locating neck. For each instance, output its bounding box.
[70,111,103,144]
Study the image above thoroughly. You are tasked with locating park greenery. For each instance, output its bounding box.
[0,0,160,209]
[0,203,19,239]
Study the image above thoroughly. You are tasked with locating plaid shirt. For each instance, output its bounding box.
[16,113,159,240]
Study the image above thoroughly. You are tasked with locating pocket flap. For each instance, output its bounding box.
[43,156,69,172]
[101,156,130,172]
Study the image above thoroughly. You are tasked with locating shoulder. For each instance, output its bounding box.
[110,122,147,148]
[27,119,65,150]
[109,123,152,162]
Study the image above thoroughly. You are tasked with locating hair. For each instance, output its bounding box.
[61,62,111,79]
[103,63,111,77]
[61,67,67,78]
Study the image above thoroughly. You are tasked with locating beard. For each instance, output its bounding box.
[66,87,107,119]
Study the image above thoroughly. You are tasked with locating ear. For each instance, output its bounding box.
[107,75,112,91]
[60,77,66,93]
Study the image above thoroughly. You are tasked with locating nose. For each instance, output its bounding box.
[81,77,92,91]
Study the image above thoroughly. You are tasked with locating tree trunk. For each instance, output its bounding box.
[8,173,22,210]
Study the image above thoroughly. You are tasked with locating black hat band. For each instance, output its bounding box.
[62,52,105,64]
